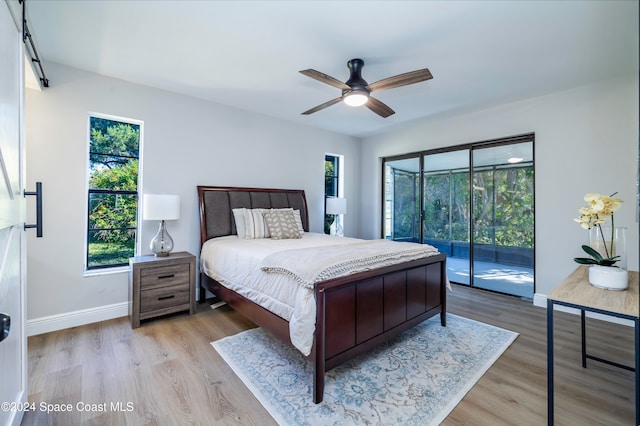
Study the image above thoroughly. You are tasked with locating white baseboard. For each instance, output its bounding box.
[27,302,128,336]
[534,292,633,327]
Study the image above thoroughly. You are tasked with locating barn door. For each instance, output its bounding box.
[0,1,27,424]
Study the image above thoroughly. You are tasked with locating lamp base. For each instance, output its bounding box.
[330,215,344,237]
[150,220,174,257]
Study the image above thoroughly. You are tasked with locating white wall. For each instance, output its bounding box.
[359,73,639,297]
[25,62,361,330]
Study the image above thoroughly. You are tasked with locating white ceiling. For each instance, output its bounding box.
[25,1,638,138]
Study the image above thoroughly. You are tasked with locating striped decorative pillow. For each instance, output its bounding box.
[233,208,270,240]
[264,208,302,240]
[242,208,270,239]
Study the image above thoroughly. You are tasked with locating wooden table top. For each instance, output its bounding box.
[548,266,639,318]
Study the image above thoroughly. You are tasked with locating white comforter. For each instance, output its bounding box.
[200,232,441,355]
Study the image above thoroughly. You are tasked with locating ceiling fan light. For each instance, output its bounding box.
[343,92,369,107]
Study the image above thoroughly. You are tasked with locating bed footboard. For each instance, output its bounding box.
[312,253,446,403]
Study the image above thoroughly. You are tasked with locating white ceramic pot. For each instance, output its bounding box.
[588,265,629,291]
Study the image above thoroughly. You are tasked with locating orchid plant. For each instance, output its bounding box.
[573,192,623,266]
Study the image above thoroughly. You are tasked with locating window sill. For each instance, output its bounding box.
[83,265,129,277]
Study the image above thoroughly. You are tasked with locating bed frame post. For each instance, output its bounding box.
[199,277,206,304]
[313,286,326,404]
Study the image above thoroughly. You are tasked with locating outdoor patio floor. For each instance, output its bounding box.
[446,256,534,299]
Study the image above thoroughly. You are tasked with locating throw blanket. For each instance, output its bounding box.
[261,240,440,289]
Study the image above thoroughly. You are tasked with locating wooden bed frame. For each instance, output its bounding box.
[197,185,447,403]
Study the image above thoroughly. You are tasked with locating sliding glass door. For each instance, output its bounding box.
[383,136,535,299]
[423,150,470,283]
[471,143,534,298]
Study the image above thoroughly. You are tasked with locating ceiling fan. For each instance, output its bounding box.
[299,58,433,118]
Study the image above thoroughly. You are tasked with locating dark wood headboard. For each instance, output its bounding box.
[197,186,310,245]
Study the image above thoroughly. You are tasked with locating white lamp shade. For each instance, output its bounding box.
[143,194,181,221]
[326,197,347,215]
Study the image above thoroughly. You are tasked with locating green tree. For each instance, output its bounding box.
[472,167,534,248]
[393,170,419,241]
[422,166,532,248]
[424,170,470,242]
[89,159,138,191]
[493,167,534,247]
[90,117,139,169]
[89,160,138,244]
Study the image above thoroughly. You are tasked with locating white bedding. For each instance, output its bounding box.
[200,232,443,356]
[261,239,440,288]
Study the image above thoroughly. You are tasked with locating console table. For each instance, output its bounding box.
[547,266,639,425]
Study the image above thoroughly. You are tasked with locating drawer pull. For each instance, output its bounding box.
[158,274,175,279]
[158,295,175,301]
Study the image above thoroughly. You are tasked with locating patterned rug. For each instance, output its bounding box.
[211,314,517,425]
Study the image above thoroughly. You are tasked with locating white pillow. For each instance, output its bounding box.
[232,208,247,238]
[243,208,270,239]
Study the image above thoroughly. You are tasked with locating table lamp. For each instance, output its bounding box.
[143,194,180,257]
[326,197,347,237]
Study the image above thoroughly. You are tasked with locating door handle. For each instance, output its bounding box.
[0,313,10,343]
[24,181,43,237]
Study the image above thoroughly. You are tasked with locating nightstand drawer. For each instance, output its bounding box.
[140,284,190,313]
[140,264,190,289]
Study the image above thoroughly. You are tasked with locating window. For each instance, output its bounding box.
[324,154,343,234]
[86,114,142,270]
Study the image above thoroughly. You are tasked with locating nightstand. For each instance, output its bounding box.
[129,251,196,328]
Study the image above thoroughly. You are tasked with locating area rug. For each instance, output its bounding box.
[211,314,517,425]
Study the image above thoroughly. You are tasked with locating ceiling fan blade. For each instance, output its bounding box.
[367,68,433,92]
[366,96,395,118]
[299,69,350,90]
[301,97,343,115]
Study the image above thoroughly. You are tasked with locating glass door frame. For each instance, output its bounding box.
[381,133,536,295]
[382,153,424,243]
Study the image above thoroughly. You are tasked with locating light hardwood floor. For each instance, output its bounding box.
[23,284,636,425]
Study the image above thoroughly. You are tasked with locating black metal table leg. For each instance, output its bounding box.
[581,309,587,368]
[547,299,554,426]
[635,318,639,426]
